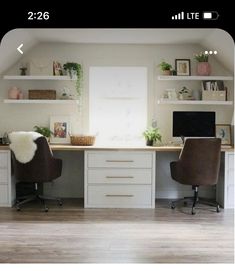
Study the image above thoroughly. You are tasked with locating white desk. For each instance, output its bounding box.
[0,145,234,208]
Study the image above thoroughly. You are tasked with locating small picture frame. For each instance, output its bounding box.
[216,124,232,146]
[50,115,71,144]
[53,61,63,76]
[175,59,191,76]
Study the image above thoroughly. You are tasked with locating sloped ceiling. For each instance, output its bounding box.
[0,29,234,74]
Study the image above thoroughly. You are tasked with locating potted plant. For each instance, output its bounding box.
[158,61,172,75]
[178,86,190,100]
[63,62,83,97]
[143,126,162,146]
[194,52,211,76]
[34,126,53,141]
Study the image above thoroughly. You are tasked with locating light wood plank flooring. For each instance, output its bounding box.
[0,199,233,263]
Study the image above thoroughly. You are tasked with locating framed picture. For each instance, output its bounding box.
[53,61,63,76]
[50,115,71,144]
[175,59,191,76]
[216,124,232,146]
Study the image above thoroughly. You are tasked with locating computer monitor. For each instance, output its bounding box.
[173,111,215,139]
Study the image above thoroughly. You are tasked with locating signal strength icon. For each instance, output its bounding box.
[172,12,184,20]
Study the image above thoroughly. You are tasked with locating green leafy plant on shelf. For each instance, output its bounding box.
[158,60,172,75]
[34,126,53,139]
[158,61,172,71]
[63,62,83,97]
[143,126,162,146]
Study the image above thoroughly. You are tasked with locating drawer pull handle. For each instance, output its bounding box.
[106,160,134,162]
[106,176,134,179]
[105,194,134,197]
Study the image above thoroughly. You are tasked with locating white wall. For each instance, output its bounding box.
[0,43,233,139]
[0,42,233,198]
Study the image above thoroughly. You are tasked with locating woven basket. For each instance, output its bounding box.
[70,135,95,146]
[28,90,56,100]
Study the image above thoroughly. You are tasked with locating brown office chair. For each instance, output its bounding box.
[170,138,221,215]
[11,136,62,212]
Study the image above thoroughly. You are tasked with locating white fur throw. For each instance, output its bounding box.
[9,131,43,163]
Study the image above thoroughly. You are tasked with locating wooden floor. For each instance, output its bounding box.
[0,199,233,263]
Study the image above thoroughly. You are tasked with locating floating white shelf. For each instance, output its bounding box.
[158,75,234,81]
[3,99,79,104]
[157,99,233,105]
[3,75,76,80]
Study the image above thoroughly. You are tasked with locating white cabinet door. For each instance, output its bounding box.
[225,153,234,208]
[87,168,152,184]
[0,184,9,206]
[87,185,152,208]
[87,151,153,168]
[0,152,8,167]
[0,168,8,184]
[0,150,12,207]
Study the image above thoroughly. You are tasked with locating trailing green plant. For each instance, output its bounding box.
[143,126,162,144]
[158,61,172,71]
[63,62,83,97]
[34,126,53,138]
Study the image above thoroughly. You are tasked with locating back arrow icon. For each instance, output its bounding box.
[17,44,23,54]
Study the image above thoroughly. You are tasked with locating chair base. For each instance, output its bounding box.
[170,186,220,215]
[16,194,62,212]
[171,197,220,215]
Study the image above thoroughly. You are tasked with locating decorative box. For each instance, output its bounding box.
[202,90,226,101]
[28,90,56,100]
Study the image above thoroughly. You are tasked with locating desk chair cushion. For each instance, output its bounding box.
[9,131,43,163]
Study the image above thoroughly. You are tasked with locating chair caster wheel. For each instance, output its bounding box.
[16,207,21,211]
[191,208,196,215]
[58,201,63,206]
[171,203,175,209]
[44,207,49,212]
[216,206,220,213]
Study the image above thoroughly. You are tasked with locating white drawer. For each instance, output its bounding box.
[87,151,153,168]
[226,184,234,208]
[87,184,152,208]
[228,154,234,171]
[0,152,8,168]
[87,168,152,184]
[226,154,234,186]
[0,184,8,205]
[0,168,8,184]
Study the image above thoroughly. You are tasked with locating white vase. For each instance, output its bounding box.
[67,70,77,79]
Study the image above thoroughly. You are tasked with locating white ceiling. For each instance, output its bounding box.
[0,28,234,74]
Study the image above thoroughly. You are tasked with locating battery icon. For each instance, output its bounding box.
[203,11,219,20]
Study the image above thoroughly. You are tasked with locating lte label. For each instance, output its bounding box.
[186,12,199,19]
